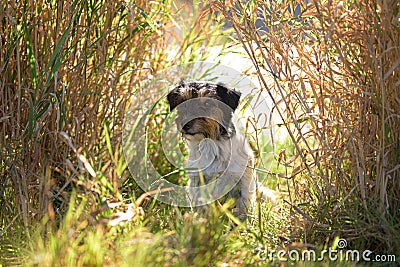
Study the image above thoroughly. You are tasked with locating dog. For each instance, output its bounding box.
[167,81,274,219]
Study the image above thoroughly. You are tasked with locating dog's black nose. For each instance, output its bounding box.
[182,120,194,132]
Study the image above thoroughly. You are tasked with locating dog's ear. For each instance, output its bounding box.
[216,83,241,111]
[167,88,180,111]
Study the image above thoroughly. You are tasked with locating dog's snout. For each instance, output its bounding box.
[182,120,194,132]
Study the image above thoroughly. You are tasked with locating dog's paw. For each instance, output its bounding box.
[258,185,279,204]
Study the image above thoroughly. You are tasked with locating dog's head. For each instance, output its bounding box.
[167,81,241,140]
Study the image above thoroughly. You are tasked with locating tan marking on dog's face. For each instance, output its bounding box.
[179,118,219,139]
[174,96,226,140]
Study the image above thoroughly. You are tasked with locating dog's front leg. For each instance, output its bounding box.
[235,168,257,219]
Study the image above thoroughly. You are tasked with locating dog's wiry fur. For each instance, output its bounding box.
[167,81,259,218]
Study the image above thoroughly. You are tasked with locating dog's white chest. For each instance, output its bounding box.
[186,134,251,184]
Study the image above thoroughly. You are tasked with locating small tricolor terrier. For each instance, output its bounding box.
[167,81,274,218]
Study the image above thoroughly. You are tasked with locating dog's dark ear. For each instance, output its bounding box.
[216,83,241,111]
[167,88,179,111]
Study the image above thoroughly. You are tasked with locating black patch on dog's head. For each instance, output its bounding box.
[166,88,180,111]
[215,83,241,111]
[167,81,241,112]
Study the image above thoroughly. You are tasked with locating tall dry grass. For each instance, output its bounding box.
[0,0,223,241]
[0,0,156,236]
[211,0,399,253]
